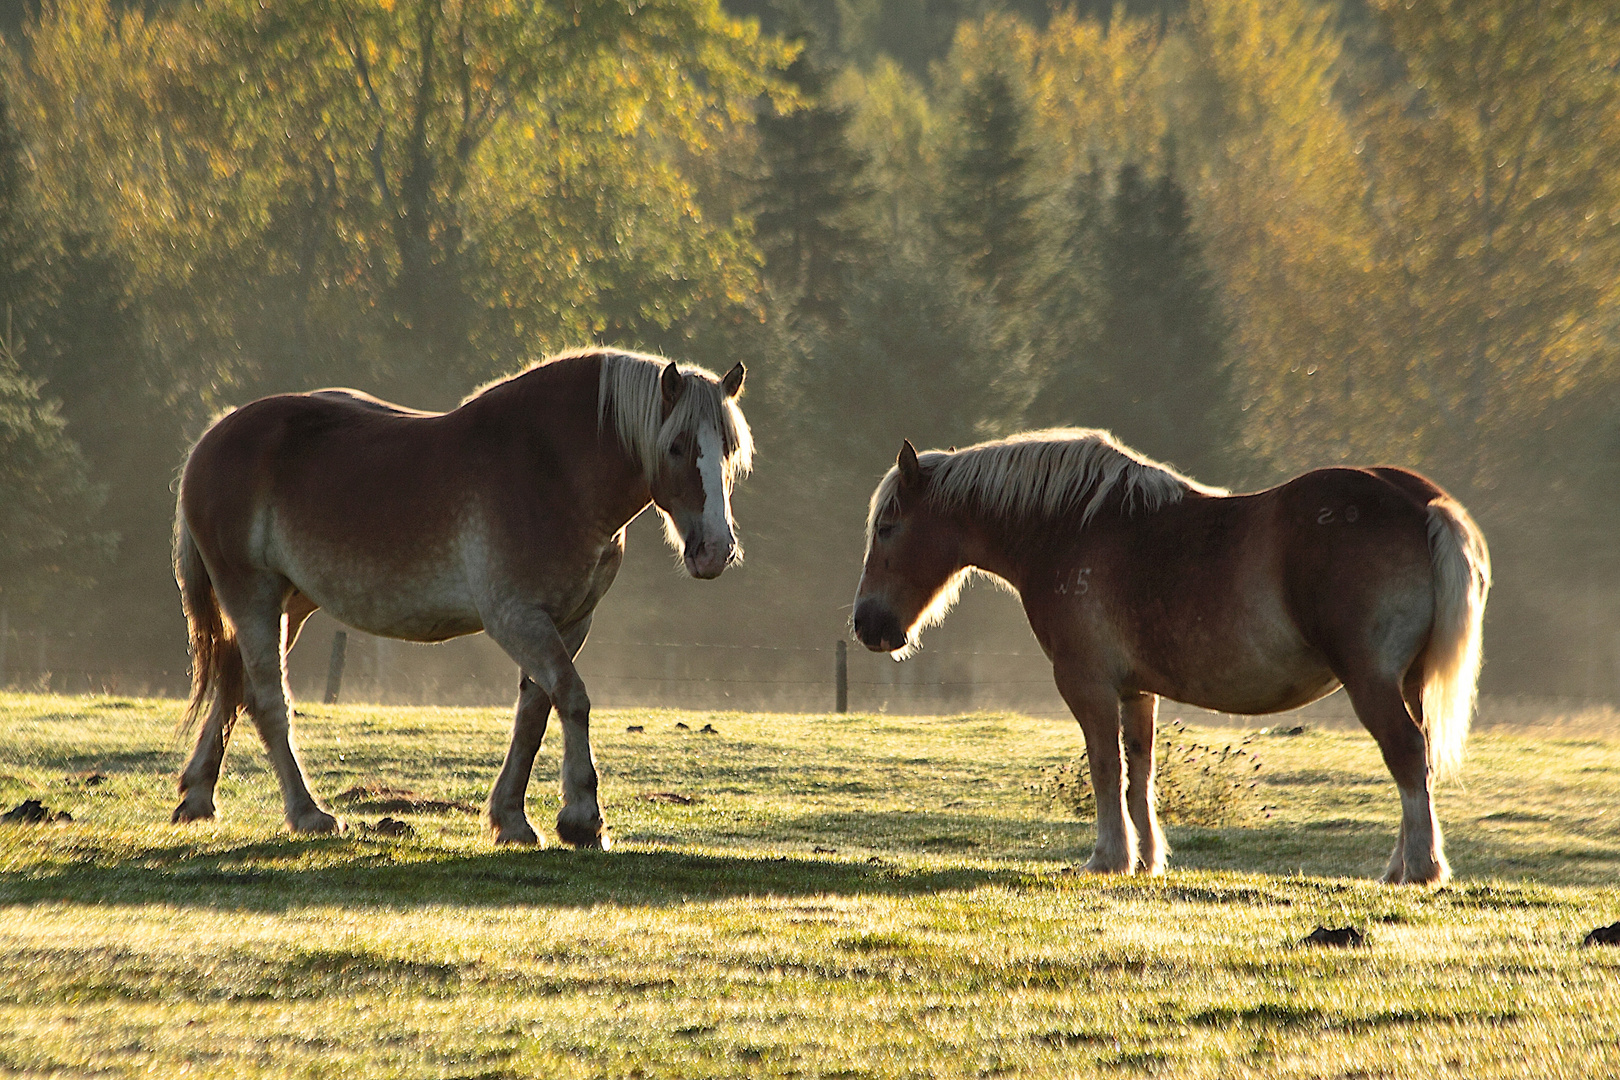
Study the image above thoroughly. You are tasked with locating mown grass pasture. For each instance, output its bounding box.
[3,692,1620,1078]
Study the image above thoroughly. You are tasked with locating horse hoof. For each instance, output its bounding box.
[1389,863,1449,887]
[1081,855,1134,875]
[171,799,215,825]
[288,809,344,835]
[556,812,606,849]
[492,818,540,846]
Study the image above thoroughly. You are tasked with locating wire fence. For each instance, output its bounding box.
[2,625,1618,730]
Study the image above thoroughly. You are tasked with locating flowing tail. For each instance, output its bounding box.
[1422,496,1491,779]
[175,515,244,741]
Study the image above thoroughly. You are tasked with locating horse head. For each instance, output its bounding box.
[853,440,971,655]
[650,360,749,579]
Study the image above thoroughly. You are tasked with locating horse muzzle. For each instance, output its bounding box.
[852,598,908,653]
[683,535,735,580]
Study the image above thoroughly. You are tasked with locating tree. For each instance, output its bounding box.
[13,0,793,400]
[938,64,1040,306]
[0,68,113,627]
[1025,162,1104,425]
[0,81,42,342]
[835,57,939,242]
[753,46,875,326]
[1362,0,1620,489]
[1030,161,1235,480]
[0,326,109,618]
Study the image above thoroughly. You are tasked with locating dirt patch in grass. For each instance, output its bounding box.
[331,784,479,815]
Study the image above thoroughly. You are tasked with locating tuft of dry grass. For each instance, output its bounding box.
[1035,720,1269,826]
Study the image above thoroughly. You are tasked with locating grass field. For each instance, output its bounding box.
[3,691,1620,1078]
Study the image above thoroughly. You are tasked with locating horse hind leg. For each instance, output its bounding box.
[1346,667,1448,885]
[1122,692,1168,875]
[173,642,244,823]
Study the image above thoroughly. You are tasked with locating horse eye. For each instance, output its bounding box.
[875,523,897,541]
[668,439,687,458]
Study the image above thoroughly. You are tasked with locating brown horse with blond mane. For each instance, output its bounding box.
[853,429,1489,884]
[173,348,750,848]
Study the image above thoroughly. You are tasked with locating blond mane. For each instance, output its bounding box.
[866,428,1225,546]
[596,350,753,485]
[464,346,753,486]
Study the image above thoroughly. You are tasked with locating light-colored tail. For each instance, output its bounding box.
[174,514,244,740]
[1422,497,1491,778]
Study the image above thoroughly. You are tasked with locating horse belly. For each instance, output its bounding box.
[266,523,483,642]
[1142,597,1338,715]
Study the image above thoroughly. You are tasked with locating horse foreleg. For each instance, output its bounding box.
[1346,673,1447,885]
[486,617,593,845]
[233,584,341,834]
[1122,692,1167,875]
[484,607,604,849]
[485,676,552,845]
[1054,667,1137,874]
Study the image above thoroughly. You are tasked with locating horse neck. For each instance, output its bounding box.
[465,370,653,536]
[951,510,1035,593]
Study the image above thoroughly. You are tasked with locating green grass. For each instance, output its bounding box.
[2,692,1620,1078]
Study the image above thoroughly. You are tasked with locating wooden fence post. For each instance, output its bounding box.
[323,630,348,705]
[835,640,848,714]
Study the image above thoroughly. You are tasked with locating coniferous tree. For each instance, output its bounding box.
[1096,161,1234,478]
[753,47,875,326]
[1027,163,1106,426]
[1030,161,1236,481]
[939,66,1039,307]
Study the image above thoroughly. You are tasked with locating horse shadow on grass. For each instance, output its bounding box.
[0,832,1039,912]
[3,803,1604,910]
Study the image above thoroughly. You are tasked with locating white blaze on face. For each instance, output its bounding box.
[696,425,734,559]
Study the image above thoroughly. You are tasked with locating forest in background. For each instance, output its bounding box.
[1,0,1617,704]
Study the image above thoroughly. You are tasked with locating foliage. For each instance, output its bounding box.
[0,81,112,617]
[1359,0,1620,486]
[0,0,1618,697]
[835,56,939,242]
[938,58,1040,306]
[753,47,875,325]
[0,332,110,613]
[1028,159,1236,479]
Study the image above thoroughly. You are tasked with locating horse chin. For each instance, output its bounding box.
[853,598,912,653]
[683,554,727,580]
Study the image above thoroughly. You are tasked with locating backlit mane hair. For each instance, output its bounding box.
[596,349,754,486]
[866,428,1226,546]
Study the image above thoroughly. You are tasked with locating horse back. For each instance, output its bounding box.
[1018,465,1447,711]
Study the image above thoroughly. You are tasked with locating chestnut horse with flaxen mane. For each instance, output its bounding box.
[853,429,1489,884]
[174,349,750,848]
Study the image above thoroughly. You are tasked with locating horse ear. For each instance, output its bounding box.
[722,362,746,399]
[897,439,923,490]
[660,362,684,411]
